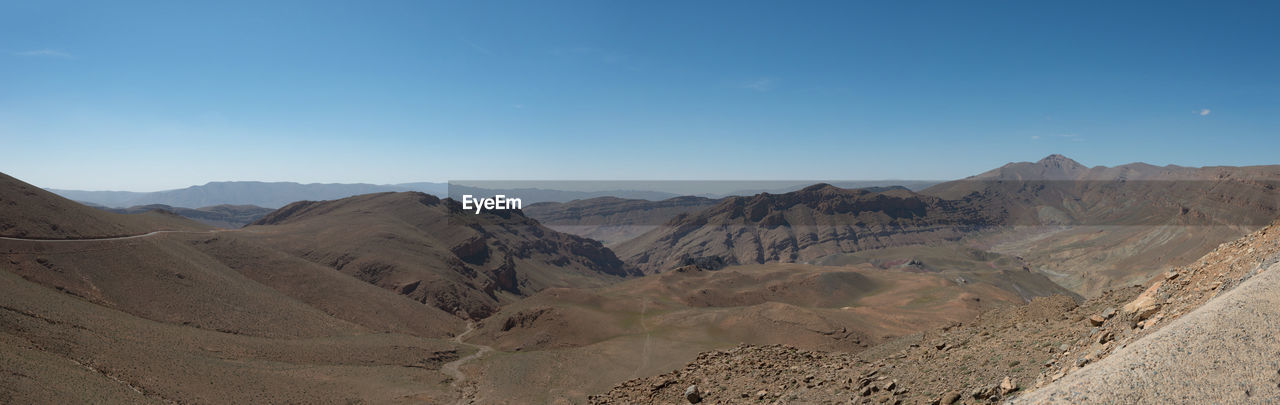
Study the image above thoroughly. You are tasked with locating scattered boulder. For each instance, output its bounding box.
[999,376,1018,395]
[1123,279,1164,320]
[940,391,962,404]
[1096,330,1114,344]
[1088,315,1106,326]
[970,385,989,399]
[1075,357,1090,368]
[1101,307,1117,319]
[684,384,701,403]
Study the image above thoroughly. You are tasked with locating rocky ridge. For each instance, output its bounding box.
[1025,217,1280,391]
[593,218,1280,404]
[614,184,998,274]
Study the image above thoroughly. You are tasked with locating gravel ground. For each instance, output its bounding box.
[1014,261,1280,404]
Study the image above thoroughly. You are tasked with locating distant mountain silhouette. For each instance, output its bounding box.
[50,181,449,208]
[96,204,275,228]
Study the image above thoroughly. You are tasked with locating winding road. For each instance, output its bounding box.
[0,228,277,244]
[629,299,653,380]
[441,321,494,405]
[0,230,218,243]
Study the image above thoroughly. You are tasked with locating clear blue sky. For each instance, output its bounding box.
[2,1,1277,191]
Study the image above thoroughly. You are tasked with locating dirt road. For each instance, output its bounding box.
[0,230,228,242]
[441,321,494,405]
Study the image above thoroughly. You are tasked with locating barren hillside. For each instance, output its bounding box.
[0,172,205,239]
[0,173,471,403]
[593,217,1280,404]
[244,192,639,318]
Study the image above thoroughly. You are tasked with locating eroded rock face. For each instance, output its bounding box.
[450,236,489,265]
[501,307,553,331]
[614,184,1001,274]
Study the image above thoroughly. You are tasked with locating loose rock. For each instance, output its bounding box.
[1101,307,1117,319]
[999,376,1018,395]
[684,385,701,403]
[1088,315,1106,326]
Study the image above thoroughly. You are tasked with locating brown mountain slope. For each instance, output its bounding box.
[457,260,1066,403]
[1019,266,1280,403]
[523,196,720,245]
[1,173,461,339]
[923,154,1280,227]
[589,290,1139,404]
[593,217,1280,404]
[0,269,464,404]
[1015,217,1280,402]
[614,156,1278,294]
[0,173,470,403]
[925,154,1280,296]
[613,184,999,274]
[0,172,205,239]
[244,192,638,318]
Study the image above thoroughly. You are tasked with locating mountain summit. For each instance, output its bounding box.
[1037,153,1086,169]
[968,154,1091,181]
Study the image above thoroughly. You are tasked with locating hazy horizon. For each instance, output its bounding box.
[29,153,1274,193]
[4,1,1279,191]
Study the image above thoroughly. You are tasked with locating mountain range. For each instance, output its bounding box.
[93,203,275,228]
[50,181,942,210]
[49,181,449,209]
[5,154,1280,403]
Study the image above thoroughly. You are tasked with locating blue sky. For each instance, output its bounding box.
[2,1,1278,191]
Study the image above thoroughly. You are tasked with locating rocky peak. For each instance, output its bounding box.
[1036,154,1085,170]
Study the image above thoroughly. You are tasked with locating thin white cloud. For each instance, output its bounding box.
[739,78,776,92]
[13,49,73,59]
[550,47,628,64]
[1198,108,1211,116]
[1031,133,1083,142]
[462,39,494,56]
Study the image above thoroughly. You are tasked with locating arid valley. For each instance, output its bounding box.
[6,2,1280,403]
[4,155,1280,403]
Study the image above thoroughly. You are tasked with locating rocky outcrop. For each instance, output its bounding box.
[522,196,721,245]
[613,184,1001,273]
